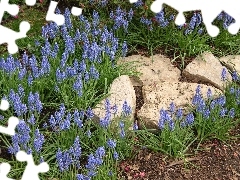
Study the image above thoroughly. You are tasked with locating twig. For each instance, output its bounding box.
[166,157,200,167]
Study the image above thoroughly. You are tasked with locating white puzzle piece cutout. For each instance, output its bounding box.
[150,0,240,37]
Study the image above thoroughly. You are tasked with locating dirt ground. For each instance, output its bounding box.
[118,126,240,180]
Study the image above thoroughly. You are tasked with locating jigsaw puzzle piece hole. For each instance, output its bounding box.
[175,13,186,26]
[150,1,164,13]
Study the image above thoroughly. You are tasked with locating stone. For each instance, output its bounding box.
[93,51,236,131]
[219,55,240,75]
[92,75,136,129]
[118,54,181,86]
[137,82,222,129]
[182,51,232,91]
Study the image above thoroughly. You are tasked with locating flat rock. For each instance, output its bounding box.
[118,54,181,86]
[93,75,136,128]
[182,52,232,91]
[137,82,222,129]
[219,55,240,75]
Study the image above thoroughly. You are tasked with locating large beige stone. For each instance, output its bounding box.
[118,54,181,86]
[182,52,232,91]
[137,82,222,129]
[93,75,136,127]
[219,55,240,75]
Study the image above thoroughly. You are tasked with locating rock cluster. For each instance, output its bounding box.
[93,52,239,130]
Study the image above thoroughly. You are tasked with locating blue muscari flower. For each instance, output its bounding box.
[168,120,175,131]
[189,13,198,30]
[44,40,51,56]
[87,170,97,178]
[16,120,31,145]
[8,134,20,154]
[196,97,206,113]
[169,14,175,21]
[35,40,40,47]
[28,92,34,112]
[73,75,83,96]
[9,90,27,116]
[108,170,113,176]
[169,102,175,113]
[217,12,224,20]
[128,8,134,21]
[122,41,128,57]
[60,113,71,130]
[0,115,4,120]
[76,174,90,180]
[203,108,210,119]
[56,149,73,172]
[86,107,94,119]
[120,128,125,138]
[34,92,43,113]
[207,88,212,99]
[18,84,25,98]
[95,146,105,158]
[18,67,27,80]
[79,60,87,73]
[133,0,143,8]
[113,151,119,160]
[89,64,99,80]
[27,114,35,125]
[33,129,45,153]
[64,8,73,29]
[198,28,203,35]
[216,95,226,107]
[122,100,132,117]
[72,136,81,159]
[86,154,97,170]
[220,108,227,117]
[65,35,75,54]
[133,122,138,130]
[28,74,33,86]
[107,139,116,149]
[232,71,239,81]
[176,108,183,120]
[86,130,91,138]
[100,116,110,128]
[92,10,100,27]
[119,120,124,128]
[41,56,50,75]
[159,108,166,129]
[229,108,235,118]
[99,0,108,7]
[223,13,234,29]
[140,16,152,27]
[40,156,44,163]
[155,9,169,27]
[185,112,194,126]
[84,71,90,82]
[74,110,83,128]
[221,67,227,81]
[230,87,235,94]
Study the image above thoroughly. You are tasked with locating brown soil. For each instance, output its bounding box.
[118,125,240,180]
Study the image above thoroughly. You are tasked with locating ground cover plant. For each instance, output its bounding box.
[0,0,240,179]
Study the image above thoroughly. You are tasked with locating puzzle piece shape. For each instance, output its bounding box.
[0,99,19,136]
[0,163,15,180]
[150,0,240,37]
[129,0,138,3]
[0,0,35,54]
[16,151,49,180]
[46,1,83,26]
[0,0,19,23]
[0,21,30,54]
[25,0,37,6]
